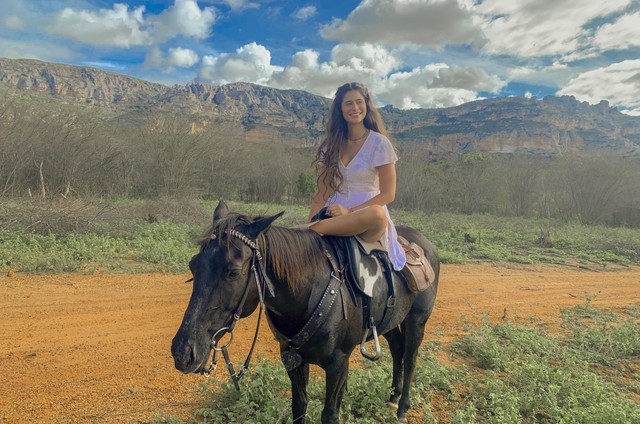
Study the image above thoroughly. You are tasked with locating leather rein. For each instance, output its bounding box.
[198,229,272,390]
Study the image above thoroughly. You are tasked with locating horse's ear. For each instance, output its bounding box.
[244,211,285,239]
[213,200,229,222]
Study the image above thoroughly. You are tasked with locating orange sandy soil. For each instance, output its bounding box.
[1,264,639,424]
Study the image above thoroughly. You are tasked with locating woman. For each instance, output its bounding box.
[308,82,406,271]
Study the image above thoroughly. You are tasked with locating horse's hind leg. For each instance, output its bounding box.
[287,361,310,424]
[383,326,405,406]
[397,306,431,423]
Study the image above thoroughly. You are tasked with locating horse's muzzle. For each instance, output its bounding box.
[171,336,207,374]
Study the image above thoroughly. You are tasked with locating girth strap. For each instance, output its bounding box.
[360,250,396,361]
[375,251,397,336]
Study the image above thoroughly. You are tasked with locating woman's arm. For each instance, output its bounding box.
[307,174,333,222]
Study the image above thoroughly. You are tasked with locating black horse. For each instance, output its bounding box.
[171,201,439,423]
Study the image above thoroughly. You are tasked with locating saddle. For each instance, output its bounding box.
[324,233,434,361]
[341,235,434,297]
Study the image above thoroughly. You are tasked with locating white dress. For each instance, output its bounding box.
[325,130,407,271]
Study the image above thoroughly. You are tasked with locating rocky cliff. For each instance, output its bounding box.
[1,58,639,158]
[0,58,166,105]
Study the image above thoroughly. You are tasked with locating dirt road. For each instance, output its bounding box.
[1,264,638,423]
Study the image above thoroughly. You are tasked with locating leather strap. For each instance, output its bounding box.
[267,249,344,350]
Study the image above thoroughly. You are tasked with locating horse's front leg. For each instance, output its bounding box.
[321,350,351,424]
[286,360,310,424]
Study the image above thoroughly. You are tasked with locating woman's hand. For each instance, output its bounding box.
[327,204,350,217]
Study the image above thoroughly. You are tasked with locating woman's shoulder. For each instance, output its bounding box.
[367,130,397,165]
[368,130,388,141]
[368,130,393,149]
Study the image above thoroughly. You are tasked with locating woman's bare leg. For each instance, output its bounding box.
[309,205,387,243]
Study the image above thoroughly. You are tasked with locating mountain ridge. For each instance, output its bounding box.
[1,57,639,158]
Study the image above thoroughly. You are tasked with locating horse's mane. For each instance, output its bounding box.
[261,226,328,293]
[199,213,328,293]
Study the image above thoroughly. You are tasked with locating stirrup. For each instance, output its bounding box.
[360,325,381,361]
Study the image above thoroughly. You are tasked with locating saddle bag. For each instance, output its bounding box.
[398,236,435,292]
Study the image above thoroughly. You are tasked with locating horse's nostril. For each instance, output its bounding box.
[187,344,196,364]
[172,339,196,371]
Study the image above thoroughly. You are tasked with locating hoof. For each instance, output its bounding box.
[387,401,398,411]
[397,416,408,424]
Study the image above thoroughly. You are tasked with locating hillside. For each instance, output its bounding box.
[1,58,639,158]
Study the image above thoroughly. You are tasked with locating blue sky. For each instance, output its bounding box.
[1,0,640,114]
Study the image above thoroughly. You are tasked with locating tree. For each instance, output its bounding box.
[550,155,636,224]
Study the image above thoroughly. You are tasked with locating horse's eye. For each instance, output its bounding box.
[227,269,241,279]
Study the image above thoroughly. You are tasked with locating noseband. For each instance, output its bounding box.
[200,229,272,390]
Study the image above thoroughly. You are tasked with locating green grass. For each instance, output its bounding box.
[449,300,640,424]
[149,300,640,424]
[0,221,197,273]
[1,198,640,273]
[393,209,640,267]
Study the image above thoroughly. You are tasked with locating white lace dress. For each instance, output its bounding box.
[325,130,407,271]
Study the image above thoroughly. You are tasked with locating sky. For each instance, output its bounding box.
[1,0,640,115]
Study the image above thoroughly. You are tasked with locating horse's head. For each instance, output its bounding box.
[171,200,283,374]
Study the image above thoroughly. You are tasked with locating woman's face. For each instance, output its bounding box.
[341,90,367,126]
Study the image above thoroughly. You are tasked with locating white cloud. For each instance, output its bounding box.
[331,43,400,75]
[82,61,127,71]
[592,11,640,51]
[430,65,503,91]
[4,15,23,29]
[49,3,150,47]
[198,42,282,85]
[557,59,640,113]
[270,43,401,98]
[475,0,632,57]
[198,42,398,96]
[197,41,505,109]
[150,0,216,42]
[143,48,164,68]
[217,0,260,11]
[376,63,504,108]
[0,36,75,61]
[292,6,317,21]
[144,46,200,68]
[321,0,485,48]
[621,108,640,116]
[168,47,200,67]
[47,0,215,47]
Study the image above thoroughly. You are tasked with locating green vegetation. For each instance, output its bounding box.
[449,301,640,424]
[394,209,640,266]
[1,198,640,274]
[149,300,640,423]
[2,90,640,226]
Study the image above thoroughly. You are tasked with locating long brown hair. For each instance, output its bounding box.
[312,82,388,198]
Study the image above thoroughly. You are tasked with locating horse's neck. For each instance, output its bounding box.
[260,228,331,322]
[265,273,313,320]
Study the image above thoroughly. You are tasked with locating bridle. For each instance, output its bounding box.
[195,225,345,389]
[199,228,273,390]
